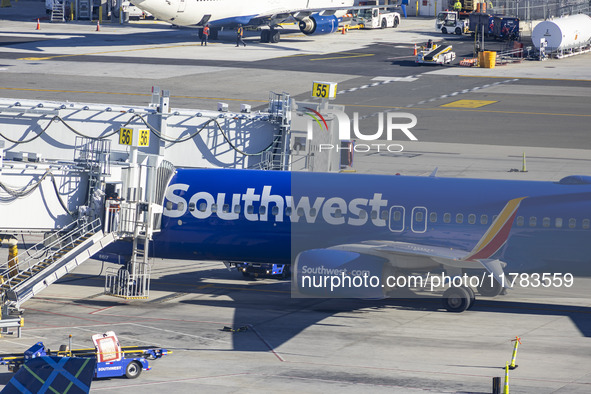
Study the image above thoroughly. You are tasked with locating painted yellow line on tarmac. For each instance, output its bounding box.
[310,53,374,61]
[17,43,204,61]
[0,87,267,103]
[441,99,498,108]
[346,103,591,117]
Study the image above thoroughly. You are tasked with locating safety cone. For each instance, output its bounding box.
[36,19,41,30]
[96,21,100,31]
[413,44,417,56]
[521,152,527,172]
[341,25,346,34]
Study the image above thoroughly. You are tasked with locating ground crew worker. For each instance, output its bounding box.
[453,0,462,12]
[201,24,210,46]
[236,24,246,47]
[107,192,122,232]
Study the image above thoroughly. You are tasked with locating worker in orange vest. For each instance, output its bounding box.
[236,24,246,47]
[201,24,210,46]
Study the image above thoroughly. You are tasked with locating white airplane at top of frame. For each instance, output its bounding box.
[131,0,398,43]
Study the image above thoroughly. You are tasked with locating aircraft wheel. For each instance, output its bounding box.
[381,19,387,29]
[441,27,447,34]
[478,277,503,297]
[393,17,399,28]
[270,30,281,43]
[442,287,471,312]
[125,361,142,379]
[455,27,462,35]
[261,29,270,43]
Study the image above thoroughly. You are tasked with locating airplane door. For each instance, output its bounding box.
[389,206,405,232]
[178,0,186,12]
[411,207,427,233]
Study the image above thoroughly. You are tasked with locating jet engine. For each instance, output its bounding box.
[298,14,340,35]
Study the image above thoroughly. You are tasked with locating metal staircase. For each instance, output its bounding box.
[51,1,66,22]
[0,218,116,310]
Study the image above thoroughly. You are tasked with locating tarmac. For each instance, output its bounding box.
[1,2,591,392]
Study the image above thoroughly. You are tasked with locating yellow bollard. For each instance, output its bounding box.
[521,152,527,172]
[7,242,19,278]
[509,336,521,369]
[503,361,509,394]
[71,1,74,21]
[99,5,102,23]
[0,0,11,8]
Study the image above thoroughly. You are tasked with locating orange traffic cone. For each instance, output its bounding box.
[96,21,100,31]
[36,19,40,30]
[413,44,417,56]
[341,25,346,34]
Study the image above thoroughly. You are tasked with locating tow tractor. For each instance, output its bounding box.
[0,331,170,379]
[352,7,400,29]
[416,43,456,65]
[436,10,469,35]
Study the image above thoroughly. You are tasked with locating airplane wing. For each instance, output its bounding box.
[293,197,527,298]
[248,5,396,26]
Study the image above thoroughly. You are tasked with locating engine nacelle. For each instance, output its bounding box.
[292,248,389,298]
[299,14,339,35]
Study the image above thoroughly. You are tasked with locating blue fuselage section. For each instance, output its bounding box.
[150,169,591,275]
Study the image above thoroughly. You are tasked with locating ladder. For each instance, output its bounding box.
[51,1,66,22]
[0,218,116,310]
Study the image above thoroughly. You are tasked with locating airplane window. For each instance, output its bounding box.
[443,213,451,223]
[529,216,537,227]
[166,201,173,210]
[310,208,317,217]
[415,211,424,222]
[480,215,488,225]
[569,218,576,228]
[297,208,304,217]
[359,210,367,220]
[199,202,208,212]
[456,213,463,223]
[583,219,590,229]
[272,206,279,216]
[468,214,476,224]
[516,216,524,226]
[259,206,266,215]
[543,217,550,228]
[492,215,498,222]
[371,211,378,220]
[393,211,401,221]
[211,204,217,213]
[189,202,195,212]
[234,204,241,214]
[380,210,388,220]
[334,209,343,218]
[247,205,254,215]
[222,204,230,213]
[555,218,563,228]
[430,212,437,222]
[286,207,293,216]
[178,202,185,212]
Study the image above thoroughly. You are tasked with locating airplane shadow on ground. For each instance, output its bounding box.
[59,267,591,356]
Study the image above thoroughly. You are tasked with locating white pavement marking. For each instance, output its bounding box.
[337,75,421,95]
[128,322,231,344]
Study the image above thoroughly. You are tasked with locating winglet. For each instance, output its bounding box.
[429,167,438,177]
[463,197,527,261]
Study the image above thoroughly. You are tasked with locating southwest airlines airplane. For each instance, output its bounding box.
[131,0,378,43]
[142,168,591,312]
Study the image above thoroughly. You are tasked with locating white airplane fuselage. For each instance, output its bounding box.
[132,0,354,27]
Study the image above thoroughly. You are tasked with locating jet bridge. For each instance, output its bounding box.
[0,88,292,317]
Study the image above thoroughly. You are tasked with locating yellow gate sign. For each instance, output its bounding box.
[119,127,150,147]
[312,81,337,99]
[119,128,133,146]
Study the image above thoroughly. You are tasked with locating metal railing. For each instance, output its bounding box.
[0,218,101,293]
[104,264,151,299]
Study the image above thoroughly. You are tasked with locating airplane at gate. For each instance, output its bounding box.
[131,0,394,43]
[138,168,591,312]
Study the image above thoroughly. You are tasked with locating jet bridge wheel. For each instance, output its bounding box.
[455,27,462,35]
[442,287,471,312]
[393,17,399,28]
[125,361,142,379]
[270,29,281,43]
[441,27,448,34]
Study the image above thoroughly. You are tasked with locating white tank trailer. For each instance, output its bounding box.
[532,14,591,51]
